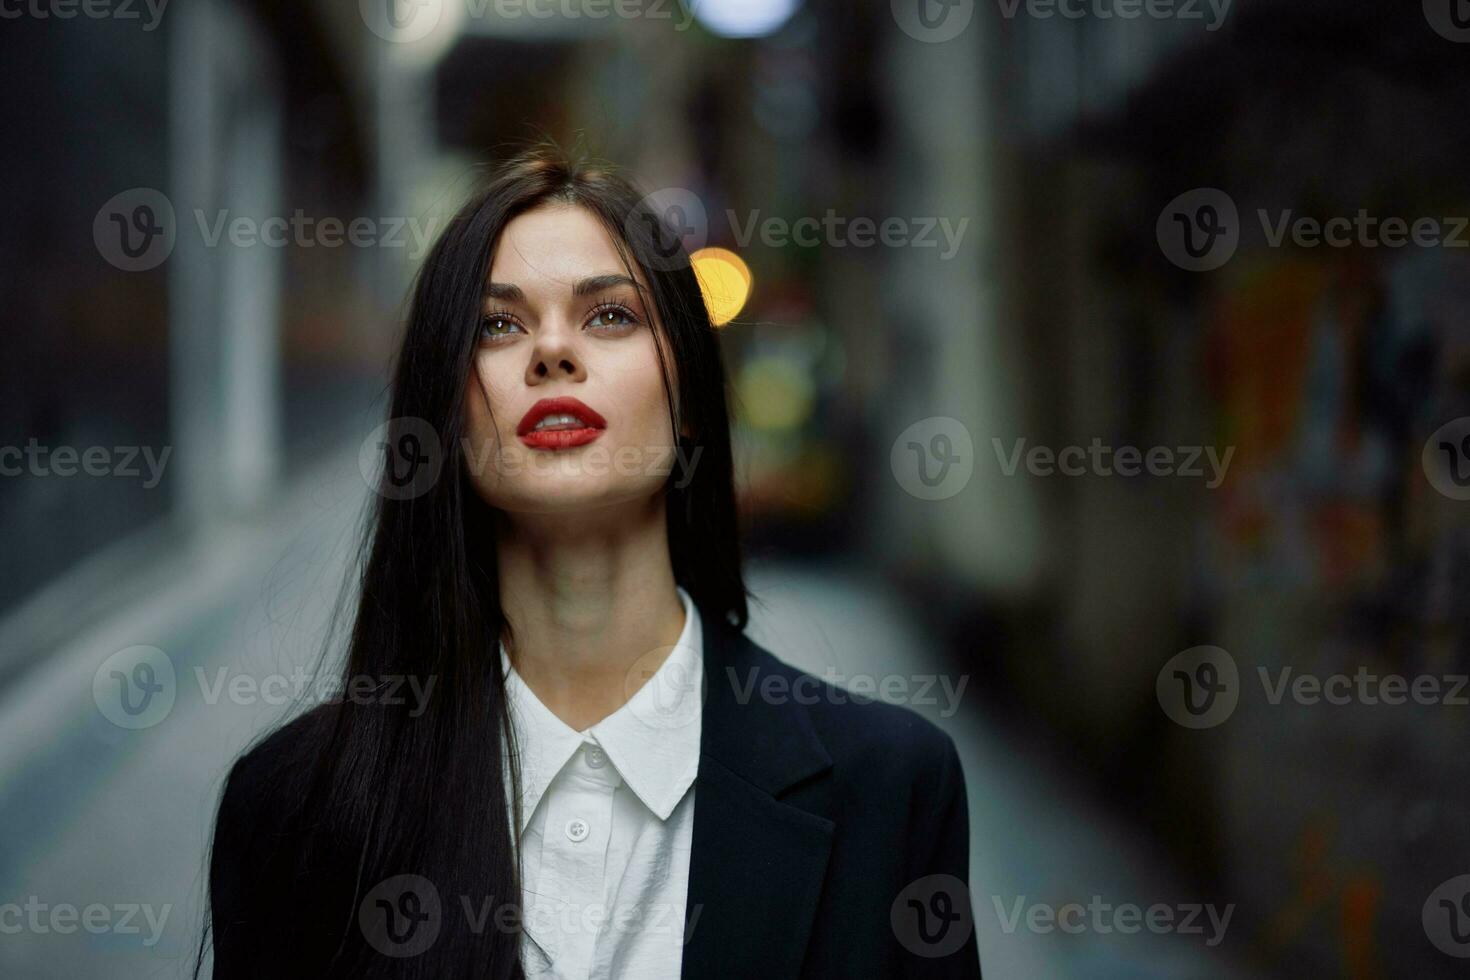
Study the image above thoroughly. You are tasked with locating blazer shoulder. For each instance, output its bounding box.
[215,702,337,833]
[738,634,961,782]
[209,705,343,971]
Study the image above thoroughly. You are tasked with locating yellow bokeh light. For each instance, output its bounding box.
[690,247,752,327]
[737,356,814,432]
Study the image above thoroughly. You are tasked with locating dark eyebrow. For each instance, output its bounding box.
[484,274,643,304]
[573,273,643,298]
[484,281,525,303]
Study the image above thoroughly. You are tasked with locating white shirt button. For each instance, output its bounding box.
[586,746,606,768]
[565,818,590,842]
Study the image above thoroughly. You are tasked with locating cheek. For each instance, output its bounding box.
[461,356,523,504]
[464,354,512,437]
[608,338,675,443]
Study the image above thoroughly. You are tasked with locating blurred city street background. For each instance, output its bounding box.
[3,0,1469,977]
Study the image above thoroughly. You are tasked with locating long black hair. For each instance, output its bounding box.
[200,144,747,978]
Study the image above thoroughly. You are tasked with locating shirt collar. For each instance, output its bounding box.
[501,586,704,832]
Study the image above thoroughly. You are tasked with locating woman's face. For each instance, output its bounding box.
[462,203,679,516]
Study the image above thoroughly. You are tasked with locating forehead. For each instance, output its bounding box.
[487,203,644,297]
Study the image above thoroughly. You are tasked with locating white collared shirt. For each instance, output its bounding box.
[499,586,703,980]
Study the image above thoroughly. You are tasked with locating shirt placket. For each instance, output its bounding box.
[528,739,622,980]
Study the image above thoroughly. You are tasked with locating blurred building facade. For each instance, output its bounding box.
[985,2,1470,976]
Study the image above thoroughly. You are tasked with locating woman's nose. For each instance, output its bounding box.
[525,325,587,384]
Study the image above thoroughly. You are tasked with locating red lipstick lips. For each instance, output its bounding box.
[516,396,608,450]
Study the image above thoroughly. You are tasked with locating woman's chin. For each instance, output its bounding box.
[490,480,665,519]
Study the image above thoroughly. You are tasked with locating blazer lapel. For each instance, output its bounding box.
[681,619,836,979]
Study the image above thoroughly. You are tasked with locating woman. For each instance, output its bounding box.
[204,146,981,979]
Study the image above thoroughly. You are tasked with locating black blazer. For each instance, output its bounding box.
[210,617,983,978]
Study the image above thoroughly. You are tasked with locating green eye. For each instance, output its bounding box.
[481,314,522,340]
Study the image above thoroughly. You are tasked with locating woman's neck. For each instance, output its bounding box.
[495,496,686,731]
